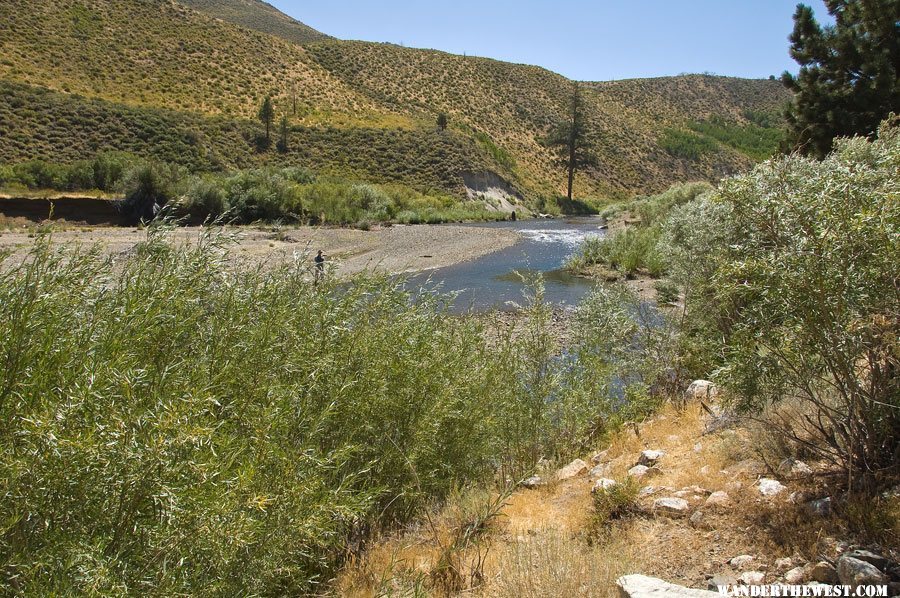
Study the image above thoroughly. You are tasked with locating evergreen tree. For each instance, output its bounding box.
[258,96,275,145]
[276,115,289,153]
[436,112,448,131]
[544,84,595,200]
[781,0,900,157]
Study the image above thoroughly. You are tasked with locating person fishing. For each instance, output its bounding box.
[314,249,326,284]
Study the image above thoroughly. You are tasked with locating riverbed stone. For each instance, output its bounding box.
[521,475,543,489]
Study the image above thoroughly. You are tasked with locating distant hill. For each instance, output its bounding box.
[0,0,792,205]
[177,0,329,45]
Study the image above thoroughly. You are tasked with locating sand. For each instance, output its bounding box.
[0,223,520,275]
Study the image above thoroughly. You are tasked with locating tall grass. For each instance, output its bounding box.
[0,228,637,593]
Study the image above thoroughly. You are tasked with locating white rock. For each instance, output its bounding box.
[693,443,703,453]
[592,478,618,493]
[689,510,711,530]
[638,449,665,466]
[729,555,755,569]
[784,566,808,584]
[617,574,720,597]
[628,464,650,477]
[740,571,765,585]
[589,463,609,478]
[653,497,690,516]
[836,556,888,586]
[639,485,658,496]
[704,491,731,508]
[757,478,785,497]
[556,458,588,480]
[521,475,543,489]
[686,380,718,401]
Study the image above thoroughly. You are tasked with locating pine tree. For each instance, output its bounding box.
[258,96,275,145]
[544,84,595,200]
[436,112,448,131]
[277,115,289,153]
[781,0,900,157]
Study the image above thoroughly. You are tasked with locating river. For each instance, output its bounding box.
[408,217,605,312]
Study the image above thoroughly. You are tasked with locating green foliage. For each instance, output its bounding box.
[119,161,185,221]
[437,112,448,131]
[474,132,516,172]
[569,183,712,278]
[276,115,290,153]
[668,120,900,491]
[542,84,596,199]
[781,1,900,157]
[659,128,719,160]
[653,279,680,306]
[0,230,668,592]
[688,116,784,161]
[258,96,275,144]
[590,477,641,531]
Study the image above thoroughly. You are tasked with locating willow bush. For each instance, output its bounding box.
[0,227,632,593]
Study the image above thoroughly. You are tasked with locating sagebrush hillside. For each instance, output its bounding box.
[0,0,792,203]
[177,0,329,45]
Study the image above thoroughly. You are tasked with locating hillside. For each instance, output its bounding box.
[0,0,792,205]
[177,0,329,45]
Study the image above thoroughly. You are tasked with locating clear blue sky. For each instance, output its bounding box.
[269,1,832,81]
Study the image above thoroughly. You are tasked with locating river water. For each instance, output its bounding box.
[408,217,605,312]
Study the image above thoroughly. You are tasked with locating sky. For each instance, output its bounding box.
[269,0,833,81]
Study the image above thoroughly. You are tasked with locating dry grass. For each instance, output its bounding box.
[334,399,900,595]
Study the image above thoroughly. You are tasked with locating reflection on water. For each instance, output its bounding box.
[408,217,605,312]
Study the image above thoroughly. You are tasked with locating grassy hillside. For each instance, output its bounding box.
[177,0,329,45]
[0,0,792,205]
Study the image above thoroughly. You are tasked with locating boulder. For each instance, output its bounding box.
[757,478,786,497]
[617,574,720,597]
[592,478,618,493]
[740,571,765,585]
[628,464,657,478]
[784,566,808,584]
[653,497,690,517]
[521,475,543,489]
[638,449,665,467]
[556,459,588,480]
[704,491,731,508]
[843,549,891,572]
[836,556,888,586]
[686,380,719,401]
[729,555,755,570]
[810,561,840,584]
[589,463,610,478]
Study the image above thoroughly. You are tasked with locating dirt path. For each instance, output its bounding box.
[0,223,520,275]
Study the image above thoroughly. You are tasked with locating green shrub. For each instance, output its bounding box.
[659,128,719,160]
[682,120,900,492]
[0,231,652,593]
[119,161,185,221]
[590,477,641,531]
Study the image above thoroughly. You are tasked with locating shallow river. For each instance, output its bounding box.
[409,217,605,312]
